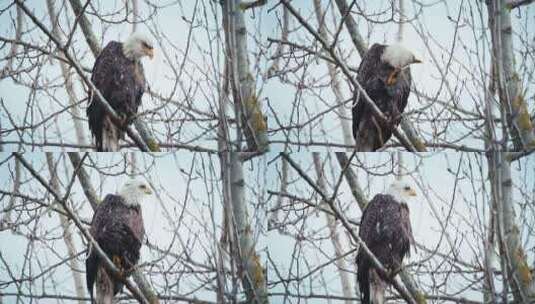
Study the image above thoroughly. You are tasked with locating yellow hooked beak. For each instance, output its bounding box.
[408,189,417,197]
[412,58,422,64]
[140,185,153,195]
[145,47,154,59]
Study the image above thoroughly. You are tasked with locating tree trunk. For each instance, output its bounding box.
[487,0,535,150]
[0,5,23,79]
[219,150,268,303]
[222,0,268,152]
[227,152,268,303]
[268,150,289,230]
[397,0,406,42]
[217,8,269,297]
[488,151,535,302]
[0,157,20,229]
[333,0,367,58]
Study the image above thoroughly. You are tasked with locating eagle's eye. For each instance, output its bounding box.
[404,186,410,191]
[139,184,147,189]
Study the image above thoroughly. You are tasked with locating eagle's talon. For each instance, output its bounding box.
[112,255,122,266]
[389,266,402,279]
[119,114,130,128]
[112,255,125,276]
[391,113,402,125]
[386,118,397,131]
[125,265,137,276]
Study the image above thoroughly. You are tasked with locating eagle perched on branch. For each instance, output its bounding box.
[352,44,421,151]
[356,180,417,304]
[85,180,152,304]
[87,32,154,151]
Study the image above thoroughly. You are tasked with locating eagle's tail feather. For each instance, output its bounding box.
[96,267,114,304]
[370,269,386,304]
[85,250,98,304]
[355,136,375,152]
[357,253,371,304]
[101,117,120,152]
[354,120,376,152]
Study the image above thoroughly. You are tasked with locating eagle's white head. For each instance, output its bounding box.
[381,44,421,69]
[118,179,152,206]
[386,180,417,202]
[123,32,155,60]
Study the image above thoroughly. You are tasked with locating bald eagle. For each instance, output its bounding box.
[85,180,152,304]
[352,44,421,151]
[87,32,154,151]
[356,180,417,304]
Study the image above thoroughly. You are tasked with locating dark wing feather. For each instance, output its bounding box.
[85,194,145,297]
[86,41,146,151]
[356,193,385,304]
[87,41,120,151]
[399,202,414,256]
[353,44,386,139]
[395,68,412,119]
[85,247,98,303]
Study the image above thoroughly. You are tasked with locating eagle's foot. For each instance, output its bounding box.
[125,265,137,276]
[391,113,402,126]
[385,117,399,131]
[112,255,124,275]
[387,266,403,280]
[386,70,400,86]
[120,114,130,128]
[122,256,137,276]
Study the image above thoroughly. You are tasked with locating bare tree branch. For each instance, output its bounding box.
[506,0,535,8]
